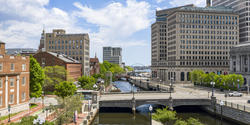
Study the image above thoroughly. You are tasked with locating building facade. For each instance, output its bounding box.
[39,29,90,76]
[90,56,100,76]
[213,0,250,43]
[34,51,82,81]
[103,47,122,65]
[0,41,30,116]
[230,43,250,88]
[151,4,239,84]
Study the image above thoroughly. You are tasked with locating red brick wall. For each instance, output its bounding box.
[66,64,82,81]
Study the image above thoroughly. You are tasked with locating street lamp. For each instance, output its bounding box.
[237,79,240,91]
[210,82,215,97]
[220,101,224,122]
[8,104,11,122]
[149,105,153,125]
[170,78,174,99]
[132,84,135,100]
[42,91,45,113]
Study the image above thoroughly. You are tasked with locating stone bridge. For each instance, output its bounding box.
[99,92,211,109]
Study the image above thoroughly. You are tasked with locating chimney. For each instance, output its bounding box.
[206,0,211,7]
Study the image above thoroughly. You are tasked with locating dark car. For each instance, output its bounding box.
[248,100,250,104]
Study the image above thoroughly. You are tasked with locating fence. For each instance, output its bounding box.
[216,99,250,113]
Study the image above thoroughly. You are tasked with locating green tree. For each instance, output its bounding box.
[30,56,45,98]
[125,66,134,72]
[55,95,82,124]
[174,119,188,125]
[78,75,96,90]
[187,117,204,125]
[44,66,68,93]
[152,107,177,124]
[54,81,77,99]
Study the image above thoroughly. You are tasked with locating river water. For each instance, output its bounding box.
[91,81,240,125]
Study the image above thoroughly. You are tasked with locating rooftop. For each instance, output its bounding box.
[179,6,234,13]
[47,51,80,64]
[0,40,5,44]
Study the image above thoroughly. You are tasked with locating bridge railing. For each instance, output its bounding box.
[102,91,170,95]
[216,99,250,113]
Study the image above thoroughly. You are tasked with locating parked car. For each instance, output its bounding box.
[228,91,243,97]
[248,100,250,104]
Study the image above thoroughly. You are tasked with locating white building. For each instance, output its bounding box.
[103,47,122,65]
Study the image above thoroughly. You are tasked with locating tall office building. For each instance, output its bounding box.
[151,3,239,83]
[213,0,250,43]
[39,29,90,75]
[103,47,122,65]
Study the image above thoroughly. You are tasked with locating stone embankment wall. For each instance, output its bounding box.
[203,103,250,125]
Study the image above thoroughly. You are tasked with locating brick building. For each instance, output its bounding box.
[34,51,82,81]
[90,56,100,75]
[0,41,30,116]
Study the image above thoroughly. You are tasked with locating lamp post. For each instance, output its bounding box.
[170,77,174,99]
[149,105,153,125]
[237,79,240,92]
[8,104,11,122]
[42,91,45,113]
[210,82,215,97]
[220,101,224,122]
[132,84,135,100]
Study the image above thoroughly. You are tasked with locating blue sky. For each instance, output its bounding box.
[0,0,205,66]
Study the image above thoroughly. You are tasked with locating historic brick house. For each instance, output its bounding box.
[0,41,30,116]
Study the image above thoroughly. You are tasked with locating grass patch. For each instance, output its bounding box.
[0,112,21,121]
[30,103,38,109]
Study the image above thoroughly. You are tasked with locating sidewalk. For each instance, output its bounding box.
[0,103,43,124]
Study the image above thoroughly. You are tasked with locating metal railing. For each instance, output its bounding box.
[216,99,250,113]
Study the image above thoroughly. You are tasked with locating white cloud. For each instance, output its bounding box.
[155,0,164,4]
[73,0,152,45]
[169,0,206,7]
[0,0,87,48]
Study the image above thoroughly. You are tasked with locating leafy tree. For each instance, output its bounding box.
[30,56,45,98]
[152,107,177,124]
[125,66,134,72]
[78,75,96,90]
[44,66,67,92]
[174,119,188,125]
[54,81,77,99]
[55,95,82,124]
[187,117,204,125]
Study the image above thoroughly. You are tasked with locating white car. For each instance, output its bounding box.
[228,91,243,97]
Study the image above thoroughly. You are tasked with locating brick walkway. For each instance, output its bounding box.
[67,113,88,125]
[0,103,43,124]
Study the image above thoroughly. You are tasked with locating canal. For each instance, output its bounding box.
[91,81,240,125]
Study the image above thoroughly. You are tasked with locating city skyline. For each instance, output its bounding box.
[0,0,206,66]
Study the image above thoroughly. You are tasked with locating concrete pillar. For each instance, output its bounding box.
[241,55,244,72]
[236,55,240,72]
[5,76,8,108]
[230,56,233,72]
[17,75,19,104]
[248,55,250,72]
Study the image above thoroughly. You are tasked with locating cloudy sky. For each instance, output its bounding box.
[0,0,205,66]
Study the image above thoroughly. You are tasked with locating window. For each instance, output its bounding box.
[0,63,2,71]
[181,72,185,81]
[10,63,14,71]
[22,77,26,85]
[0,79,2,88]
[21,92,26,101]
[9,94,14,104]
[10,78,14,87]
[22,64,26,71]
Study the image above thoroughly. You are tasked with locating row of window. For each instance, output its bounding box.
[180,61,229,66]
[180,56,228,60]
[0,77,26,87]
[0,92,26,106]
[48,40,83,45]
[180,35,238,40]
[180,45,233,50]
[179,24,237,30]
[179,14,237,20]
[179,19,237,25]
[180,50,229,55]
[48,45,83,50]
[180,30,237,35]
[0,63,26,72]
[180,40,237,45]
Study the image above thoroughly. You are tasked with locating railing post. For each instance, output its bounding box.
[237,104,239,109]
[231,103,233,108]
[244,105,245,111]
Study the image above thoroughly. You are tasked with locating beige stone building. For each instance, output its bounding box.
[151,3,239,84]
[39,29,90,76]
